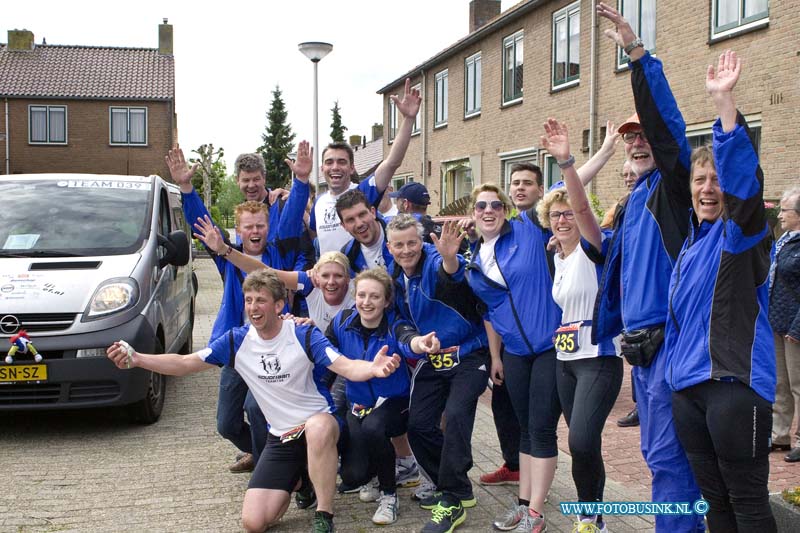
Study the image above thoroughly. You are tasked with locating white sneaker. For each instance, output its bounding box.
[572,516,607,533]
[372,491,399,525]
[395,456,421,487]
[359,477,380,503]
[411,478,437,501]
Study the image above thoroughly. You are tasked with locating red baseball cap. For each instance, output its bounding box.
[618,113,642,134]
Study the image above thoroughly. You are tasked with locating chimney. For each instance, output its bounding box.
[349,135,362,148]
[8,30,34,51]
[469,0,501,33]
[372,123,383,142]
[159,18,173,56]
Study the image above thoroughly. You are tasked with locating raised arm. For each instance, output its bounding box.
[328,345,401,382]
[431,220,465,275]
[541,118,602,251]
[165,145,198,195]
[575,121,620,185]
[274,141,312,250]
[373,79,422,192]
[106,341,213,377]
[706,50,740,133]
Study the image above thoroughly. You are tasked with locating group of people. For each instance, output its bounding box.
[105,4,797,533]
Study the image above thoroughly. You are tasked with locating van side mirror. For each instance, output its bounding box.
[158,230,190,268]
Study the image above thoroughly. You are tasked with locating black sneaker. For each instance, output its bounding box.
[336,481,360,494]
[419,491,476,510]
[295,476,317,510]
[421,500,466,533]
[617,407,639,427]
[312,510,335,532]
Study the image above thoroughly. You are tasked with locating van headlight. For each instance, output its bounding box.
[84,278,139,319]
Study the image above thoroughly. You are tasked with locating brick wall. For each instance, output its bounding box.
[382,0,799,214]
[0,98,174,178]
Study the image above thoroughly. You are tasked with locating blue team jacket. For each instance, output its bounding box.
[664,116,775,402]
[391,244,487,356]
[592,52,693,344]
[326,309,414,407]
[182,178,309,341]
[466,211,561,357]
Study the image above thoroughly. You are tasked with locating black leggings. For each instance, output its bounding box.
[672,380,776,533]
[557,356,622,511]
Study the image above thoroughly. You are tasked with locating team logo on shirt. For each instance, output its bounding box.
[323,205,339,225]
[260,354,281,375]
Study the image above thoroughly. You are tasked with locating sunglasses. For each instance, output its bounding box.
[622,131,647,144]
[548,210,575,221]
[475,200,505,212]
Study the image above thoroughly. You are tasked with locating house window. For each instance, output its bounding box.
[500,149,538,193]
[441,159,473,209]
[686,118,761,156]
[29,105,67,144]
[542,154,562,190]
[617,0,656,67]
[412,83,422,134]
[712,0,768,38]
[392,174,412,193]
[503,31,524,104]
[465,53,482,117]
[553,2,581,88]
[435,70,448,127]
[110,107,147,145]
[388,99,397,142]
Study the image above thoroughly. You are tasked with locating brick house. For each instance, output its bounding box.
[0,21,176,177]
[378,0,798,214]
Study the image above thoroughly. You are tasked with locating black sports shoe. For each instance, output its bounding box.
[295,476,317,510]
[312,510,335,532]
[617,407,639,427]
[421,500,466,533]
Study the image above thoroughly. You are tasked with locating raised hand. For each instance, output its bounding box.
[541,118,571,161]
[165,145,198,192]
[285,140,313,182]
[371,345,401,378]
[411,331,441,354]
[193,215,227,255]
[706,49,741,97]
[596,2,637,49]
[391,78,422,120]
[457,217,479,243]
[599,120,620,155]
[431,220,465,261]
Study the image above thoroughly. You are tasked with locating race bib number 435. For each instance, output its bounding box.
[427,346,460,371]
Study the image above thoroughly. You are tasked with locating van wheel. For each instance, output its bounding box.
[127,340,167,424]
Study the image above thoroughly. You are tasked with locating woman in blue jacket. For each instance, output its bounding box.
[664,50,776,532]
[326,267,439,526]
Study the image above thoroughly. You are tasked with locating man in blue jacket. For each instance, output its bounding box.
[386,214,488,533]
[166,141,311,473]
[593,4,703,531]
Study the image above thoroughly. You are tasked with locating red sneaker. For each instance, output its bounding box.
[479,464,520,485]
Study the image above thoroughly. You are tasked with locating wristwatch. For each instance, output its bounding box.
[557,155,575,169]
[624,38,644,55]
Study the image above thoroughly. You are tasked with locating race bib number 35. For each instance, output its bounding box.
[553,323,581,354]
[427,346,460,371]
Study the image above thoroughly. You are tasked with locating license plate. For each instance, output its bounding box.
[0,364,48,383]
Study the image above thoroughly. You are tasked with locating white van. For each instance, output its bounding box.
[0,174,194,423]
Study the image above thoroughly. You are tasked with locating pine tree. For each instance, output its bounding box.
[257,85,296,190]
[330,101,347,143]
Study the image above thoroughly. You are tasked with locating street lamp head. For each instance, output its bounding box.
[298,41,333,63]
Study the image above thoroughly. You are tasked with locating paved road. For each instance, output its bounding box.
[1,258,654,532]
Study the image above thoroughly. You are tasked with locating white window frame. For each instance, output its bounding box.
[499,148,538,194]
[28,105,67,145]
[552,2,581,89]
[464,52,482,118]
[392,174,413,192]
[411,83,422,135]
[686,114,762,155]
[711,0,769,40]
[434,69,448,128]
[388,99,398,143]
[109,106,148,146]
[502,30,524,105]
[617,0,656,68]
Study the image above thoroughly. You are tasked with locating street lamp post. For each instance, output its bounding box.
[298,41,333,188]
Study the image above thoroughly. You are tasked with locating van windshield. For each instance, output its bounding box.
[0,179,153,257]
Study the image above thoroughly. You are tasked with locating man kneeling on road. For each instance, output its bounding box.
[107,270,401,533]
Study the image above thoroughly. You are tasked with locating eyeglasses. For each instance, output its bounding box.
[475,200,505,212]
[548,210,575,221]
[622,131,647,144]
[621,171,636,178]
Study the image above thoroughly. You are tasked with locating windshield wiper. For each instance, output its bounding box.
[0,250,83,257]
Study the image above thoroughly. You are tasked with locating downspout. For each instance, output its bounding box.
[420,69,427,191]
[4,98,9,175]
[588,0,599,195]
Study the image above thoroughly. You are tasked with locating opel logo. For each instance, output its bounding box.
[0,315,21,335]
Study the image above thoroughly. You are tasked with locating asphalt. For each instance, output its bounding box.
[4,257,793,532]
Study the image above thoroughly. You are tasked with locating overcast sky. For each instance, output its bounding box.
[5,0,514,172]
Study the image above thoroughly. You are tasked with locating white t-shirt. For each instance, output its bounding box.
[313,183,359,254]
[198,320,340,436]
[297,271,355,333]
[380,204,399,218]
[360,231,387,269]
[478,235,507,287]
[552,245,602,361]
